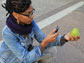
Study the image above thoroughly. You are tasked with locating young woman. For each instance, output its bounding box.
[0,0,80,63]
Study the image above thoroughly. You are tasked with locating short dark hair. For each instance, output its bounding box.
[2,0,31,16]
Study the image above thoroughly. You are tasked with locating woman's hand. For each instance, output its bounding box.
[44,29,59,43]
[64,33,80,41]
[41,29,59,48]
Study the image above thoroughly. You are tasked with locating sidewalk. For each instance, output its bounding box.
[55,43,84,63]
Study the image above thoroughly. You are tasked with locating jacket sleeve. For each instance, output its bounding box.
[2,28,42,63]
[32,19,65,47]
[33,19,46,43]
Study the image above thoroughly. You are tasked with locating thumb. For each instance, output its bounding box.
[53,32,59,37]
[64,33,70,41]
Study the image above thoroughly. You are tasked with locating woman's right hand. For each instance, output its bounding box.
[41,29,59,48]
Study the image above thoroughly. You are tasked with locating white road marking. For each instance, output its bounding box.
[37,1,84,29]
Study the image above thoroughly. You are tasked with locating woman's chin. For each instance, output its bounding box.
[27,22,32,24]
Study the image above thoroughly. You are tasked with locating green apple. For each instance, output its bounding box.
[70,28,80,38]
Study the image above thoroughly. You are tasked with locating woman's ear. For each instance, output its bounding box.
[12,12,19,20]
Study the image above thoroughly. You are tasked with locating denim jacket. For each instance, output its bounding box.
[0,19,62,63]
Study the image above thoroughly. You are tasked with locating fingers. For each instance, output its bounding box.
[67,33,80,41]
[49,29,56,35]
[78,36,80,39]
[69,34,80,42]
[64,33,74,41]
[64,33,70,41]
[74,36,80,41]
[74,36,78,40]
[51,33,59,42]
[50,30,59,39]
[53,32,59,37]
[69,34,74,41]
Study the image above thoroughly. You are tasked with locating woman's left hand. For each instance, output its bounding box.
[64,33,80,41]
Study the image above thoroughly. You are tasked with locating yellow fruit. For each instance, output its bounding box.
[70,28,80,38]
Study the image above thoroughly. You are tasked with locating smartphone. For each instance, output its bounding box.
[55,26,59,33]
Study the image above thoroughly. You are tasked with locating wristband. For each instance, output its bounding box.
[60,34,68,46]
